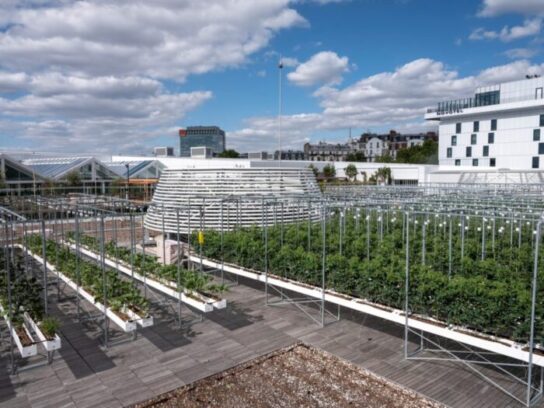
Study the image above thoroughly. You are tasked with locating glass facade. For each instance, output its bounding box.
[179,126,226,157]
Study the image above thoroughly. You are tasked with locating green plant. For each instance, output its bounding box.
[40,316,60,339]
[344,164,358,181]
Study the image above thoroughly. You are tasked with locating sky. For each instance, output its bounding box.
[1,0,544,155]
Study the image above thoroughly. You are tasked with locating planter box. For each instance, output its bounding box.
[23,312,61,352]
[124,307,154,328]
[63,241,221,313]
[188,254,544,368]
[21,246,138,333]
[0,306,37,358]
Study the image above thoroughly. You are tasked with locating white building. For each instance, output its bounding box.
[426,76,544,170]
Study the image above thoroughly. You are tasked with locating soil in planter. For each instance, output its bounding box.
[15,325,34,347]
[112,309,132,323]
[131,343,444,408]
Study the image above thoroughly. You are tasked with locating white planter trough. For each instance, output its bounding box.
[124,307,154,328]
[23,312,61,352]
[188,254,544,367]
[0,306,37,358]
[21,246,138,333]
[63,241,224,313]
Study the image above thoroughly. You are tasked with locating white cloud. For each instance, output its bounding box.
[469,18,541,42]
[231,58,544,151]
[504,47,539,59]
[0,72,28,93]
[0,1,306,81]
[287,51,349,87]
[0,0,306,153]
[478,0,544,17]
[281,57,300,67]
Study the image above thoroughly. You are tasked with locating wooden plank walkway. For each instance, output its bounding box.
[0,273,541,408]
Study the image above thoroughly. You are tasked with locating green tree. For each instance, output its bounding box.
[218,149,240,158]
[345,164,358,181]
[345,151,366,162]
[308,164,318,177]
[374,166,392,185]
[374,152,394,163]
[65,170,82,186]
[395,140,438,164]
[323,163,336,179]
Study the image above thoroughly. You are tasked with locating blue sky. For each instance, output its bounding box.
[0,0,543,155]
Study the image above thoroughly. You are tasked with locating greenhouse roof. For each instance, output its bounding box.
[22,157,91,179]
[105,160,157,178]
[22,156,120,180]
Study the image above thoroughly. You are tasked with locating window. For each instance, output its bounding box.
[471,134,477,145]
[483,145,489,157]
[473,121,479,132]
[456,123,462,133]
[488,132,494,144]
[540,114,544,127]
[455,159,461,166]
[534,129,541,141]
[490,158,496,167]
[491,119,497,131]
[447,147,452,158]
[466,146,472,157]
[533,157,540,169]
[472,159,478,167]
[451,135,457,146]
[540,143,544,155]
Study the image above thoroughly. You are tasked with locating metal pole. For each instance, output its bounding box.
[448,217,452,279]
[321,203,327,328]
[404,212,410,359]
[176,208,182,328]
[100,214,109,349]
[41,220,48,315]
[526,220,541,406]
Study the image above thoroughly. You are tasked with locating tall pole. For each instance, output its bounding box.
[278,57,283,167]
[125,163,130,200]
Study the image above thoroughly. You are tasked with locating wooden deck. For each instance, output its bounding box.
[0,274,541,408]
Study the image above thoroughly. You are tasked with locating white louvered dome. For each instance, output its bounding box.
[144,168,322,233]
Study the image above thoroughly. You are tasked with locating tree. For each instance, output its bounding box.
[345,164,358,181]
[374,166,392,185]
[374,152,394,163]
[322,164,336,179]
[345,151,366,162]
[218,149,240,158]
[308,164,318,177]
[395,140,438,164]
[65,170,82,186]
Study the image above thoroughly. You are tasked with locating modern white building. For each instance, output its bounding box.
[426,76,544,170]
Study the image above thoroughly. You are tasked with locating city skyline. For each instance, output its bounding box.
[1,0,544,155]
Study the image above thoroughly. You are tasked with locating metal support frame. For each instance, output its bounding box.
[404,211,544,407]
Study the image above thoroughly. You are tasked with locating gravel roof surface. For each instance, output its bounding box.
[132,343,445,408]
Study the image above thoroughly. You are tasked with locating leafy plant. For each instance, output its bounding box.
[40,316,60,339]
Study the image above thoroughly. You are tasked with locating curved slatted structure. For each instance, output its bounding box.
[144,168,322,233]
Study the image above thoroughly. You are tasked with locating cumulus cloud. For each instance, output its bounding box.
[504,47,539,59]
[230,58,544,151]
[478,0,544,17]
[287,51,349,86]
[469,18,542,42]
[0,0,306,153]
[0,1,306,80]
